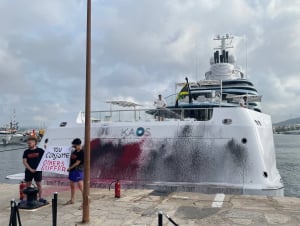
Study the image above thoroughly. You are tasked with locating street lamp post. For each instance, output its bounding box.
[82,0,91,223]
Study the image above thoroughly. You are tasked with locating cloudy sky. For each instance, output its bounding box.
[0,0,299,127]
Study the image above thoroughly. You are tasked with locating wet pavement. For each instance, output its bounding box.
[1,183,300,225]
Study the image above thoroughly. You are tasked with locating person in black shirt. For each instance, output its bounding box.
[64,138,84,205]
[22,136,45,201]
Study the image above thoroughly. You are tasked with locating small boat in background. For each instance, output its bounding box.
[0,111,33,145]
[0,129,12,145]
[10,132,28,144]
[22,129,45,142]
[6,173,25,180]
[0,120,19,145]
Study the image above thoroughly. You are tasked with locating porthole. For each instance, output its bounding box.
[60,122,67,127]
[222,119,232,125]
[136,127,145,136]
[263,171,268,178]
[241,138,247,144]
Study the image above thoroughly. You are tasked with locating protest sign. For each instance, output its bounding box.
[37,146,71,175]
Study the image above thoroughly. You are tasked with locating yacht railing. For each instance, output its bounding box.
[79,107,214,123]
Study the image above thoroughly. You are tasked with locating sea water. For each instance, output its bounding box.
[274,134,300,197]
[0,144,25,184]
[0,135,299,197]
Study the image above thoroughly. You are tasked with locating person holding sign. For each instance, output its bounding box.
[22,136,45,202]
[65,138,84,206]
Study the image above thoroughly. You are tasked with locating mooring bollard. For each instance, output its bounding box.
[23,187,38,207]
[9,199,22,226]
[52,192,58,226]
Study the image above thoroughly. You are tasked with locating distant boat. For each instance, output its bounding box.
[10,133,28,144]
[0,113,28,145]
[280,130,300,135]
[0,121,19,145]
[6,173,25,180]
[0,129,12,145]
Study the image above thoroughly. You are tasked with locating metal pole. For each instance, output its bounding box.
[220,80,222,106]
[9,200,14,226]
[52,192,58,226]
[163,212,179,226]
[9,200,21,226]
[15,201,22,226]
[158,211,163,226]
[82,0,91,223]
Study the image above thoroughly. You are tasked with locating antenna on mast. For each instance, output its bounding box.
[245,35,248,79]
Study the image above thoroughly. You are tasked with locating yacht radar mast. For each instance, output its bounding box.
[213,34,234,51]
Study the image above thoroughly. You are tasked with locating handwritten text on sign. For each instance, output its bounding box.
[37,146,71,175]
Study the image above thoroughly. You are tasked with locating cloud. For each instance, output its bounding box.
[0,0,299,127]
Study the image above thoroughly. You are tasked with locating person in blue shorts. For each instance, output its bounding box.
[65,138,84,205]
[22,136,46,202]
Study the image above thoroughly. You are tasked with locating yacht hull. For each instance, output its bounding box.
[41,107,283,196]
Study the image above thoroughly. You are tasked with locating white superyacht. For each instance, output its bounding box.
[40,34,284,196]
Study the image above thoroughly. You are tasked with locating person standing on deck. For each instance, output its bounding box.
[154,94,167,121]
[239,96,248,108]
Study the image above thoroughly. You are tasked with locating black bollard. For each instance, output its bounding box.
[52,192,58,226]
[23,187,38,207]
[158,211,163,226]
[9,199,22,226]
[19,186,49,210]
[9,200,16,226]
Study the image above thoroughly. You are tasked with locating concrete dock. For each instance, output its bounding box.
[1,183,300,225]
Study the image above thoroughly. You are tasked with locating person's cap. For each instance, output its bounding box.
[27,136,37,143]
[72,138,81,145]
[158,94,162,96]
